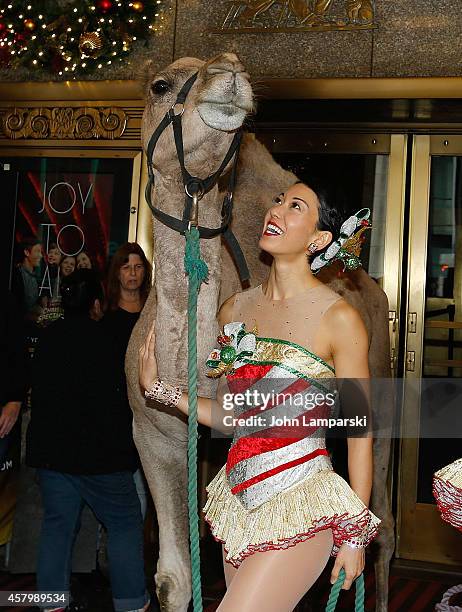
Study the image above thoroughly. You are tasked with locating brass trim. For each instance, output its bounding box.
[3,77,462,103]
[431,136,462,155]
[382,134,408,377]
[397,135,462,565]
[136,151,153,267]
[399,503,462,565]
[128,152,143,243]
[2,107,127,140]
[396,135,431,560]
[256,131,390,154]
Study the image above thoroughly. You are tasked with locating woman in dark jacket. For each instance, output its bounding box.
[27,269,149,612]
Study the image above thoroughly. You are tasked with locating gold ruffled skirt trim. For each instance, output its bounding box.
[203,465,381,568]
[433,458,462,532]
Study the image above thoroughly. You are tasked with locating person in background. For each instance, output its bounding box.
[27,269,150,612]
[47,243,62,268]
[0,291,27,464]
[60,256,76,278]
[102,243,152,518]
[76,250,93,270]
[12,238,43,317]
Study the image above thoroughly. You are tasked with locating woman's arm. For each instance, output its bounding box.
[327,300,373,503]
[139,294,237,431]
[324,300,373,589]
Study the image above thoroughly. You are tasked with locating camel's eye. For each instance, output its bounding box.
[151,80,170,95]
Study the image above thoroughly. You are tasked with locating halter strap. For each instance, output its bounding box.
[145,71,250,284]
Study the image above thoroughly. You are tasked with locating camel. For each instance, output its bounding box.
[126,53,394,612]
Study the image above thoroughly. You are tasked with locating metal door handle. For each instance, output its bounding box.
[406,351,415,372]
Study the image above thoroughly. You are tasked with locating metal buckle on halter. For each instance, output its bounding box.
[188,193,199,230]
[169,102,185,119]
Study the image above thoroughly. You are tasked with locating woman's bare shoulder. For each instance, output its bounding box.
[324,298,367,340]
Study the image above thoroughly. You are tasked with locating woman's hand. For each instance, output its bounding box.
[330,543,365,590]
[139,321,158,391]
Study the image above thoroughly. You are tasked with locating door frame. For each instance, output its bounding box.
[397,135,462,565]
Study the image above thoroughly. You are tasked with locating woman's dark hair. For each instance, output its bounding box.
[61,269,103,314]
[295,180,346,259]
[106,242,152,311]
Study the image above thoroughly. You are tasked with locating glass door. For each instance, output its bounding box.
[398,135,462,565]
[255,131,408,375]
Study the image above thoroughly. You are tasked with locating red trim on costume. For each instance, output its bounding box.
[204,505,379,569]
[225,402,331,474]
[230,448,329,494]
[433,476,462,532]
[227,364,274,394]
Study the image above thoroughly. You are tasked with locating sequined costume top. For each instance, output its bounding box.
[203,284,381,567]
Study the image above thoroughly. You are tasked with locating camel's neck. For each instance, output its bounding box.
[150,171,222,396]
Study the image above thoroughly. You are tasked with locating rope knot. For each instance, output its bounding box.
[184,226,209,283]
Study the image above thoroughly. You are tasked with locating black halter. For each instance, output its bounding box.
[144,72,250,284]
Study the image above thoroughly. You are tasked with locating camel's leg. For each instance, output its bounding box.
[371,436,395,612]
[133,408,191,612]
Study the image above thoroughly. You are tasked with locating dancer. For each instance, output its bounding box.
[139,182,380,611]
[434,458,462,532]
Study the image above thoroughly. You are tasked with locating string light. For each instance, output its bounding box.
[1,0,164,76]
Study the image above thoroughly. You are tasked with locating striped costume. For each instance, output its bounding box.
[204,319,380,567]
[433,458,462,532]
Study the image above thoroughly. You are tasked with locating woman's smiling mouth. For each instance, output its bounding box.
[263,221,284,236]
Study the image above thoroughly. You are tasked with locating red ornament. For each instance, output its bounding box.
[0,21,6,34]
[217,335,231,346]
[360,219,370,227]
[97,0,113,11]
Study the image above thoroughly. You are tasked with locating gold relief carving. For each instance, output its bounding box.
[220,0,375,32]
[2,106,127,140]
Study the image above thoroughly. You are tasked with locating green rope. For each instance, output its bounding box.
[184,226,208,612]
[325,569,365,612]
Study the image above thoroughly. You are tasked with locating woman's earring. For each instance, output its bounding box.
[308,243,317,254]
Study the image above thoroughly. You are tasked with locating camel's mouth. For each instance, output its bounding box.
[196,72,253,131]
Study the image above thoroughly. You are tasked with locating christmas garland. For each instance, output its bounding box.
[0,0,164,77]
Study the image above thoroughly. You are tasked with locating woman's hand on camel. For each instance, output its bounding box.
[330,543,365,590]
[139,321,158,391]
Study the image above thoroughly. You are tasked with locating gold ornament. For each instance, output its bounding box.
[132,1,144,11]
[24,18,36,31]
[78,31,103,58]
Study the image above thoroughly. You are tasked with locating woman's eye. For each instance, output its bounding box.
[290,202,301,210]
[151,80,170,95]
[272,196,283,205]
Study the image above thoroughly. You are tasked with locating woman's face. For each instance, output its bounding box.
[60,256,76,277]
[77,252,92,269]
[259,183,328,257]
[118,253,145,291]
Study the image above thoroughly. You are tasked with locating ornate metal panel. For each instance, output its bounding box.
[2,107,127,140]
[219,0,375,32]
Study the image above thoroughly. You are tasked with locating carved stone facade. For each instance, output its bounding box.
[2,107,127,140]
[220,0,375,33]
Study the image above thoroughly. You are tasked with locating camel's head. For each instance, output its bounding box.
[142,53,253,171]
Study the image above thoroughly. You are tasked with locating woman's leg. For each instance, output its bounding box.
[36,470,83,606]
[78,472,149,612]
[222,546,238,588]
[218,529,333,612]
